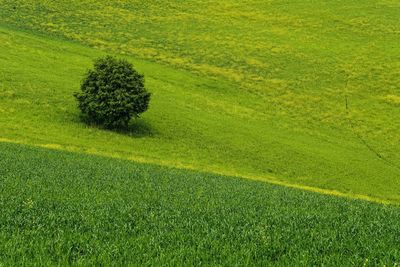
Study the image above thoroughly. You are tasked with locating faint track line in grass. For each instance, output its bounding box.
[343,63,400,173]
[345,95,400,172]
[0,137,398,206]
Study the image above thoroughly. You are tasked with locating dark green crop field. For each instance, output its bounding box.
[0,142,399,266]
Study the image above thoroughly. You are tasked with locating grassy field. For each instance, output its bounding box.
[0,1,400,264]
[1,141,400,266]
[0,23,399,202]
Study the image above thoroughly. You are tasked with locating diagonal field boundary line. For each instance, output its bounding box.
[1,137,398,206]
[344,95,400,173]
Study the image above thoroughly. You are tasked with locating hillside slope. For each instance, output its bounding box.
[0,25,400,202]
[1,1,399,152]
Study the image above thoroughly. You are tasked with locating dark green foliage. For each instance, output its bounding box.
[74,56,151,128]
[0,142,400,266]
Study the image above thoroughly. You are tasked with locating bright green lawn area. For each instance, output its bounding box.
[1,141,400,266]
[0,24,400,202]
[1,1,399,146]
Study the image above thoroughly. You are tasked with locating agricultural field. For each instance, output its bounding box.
[1,142,400,265]
[0,0,400,265]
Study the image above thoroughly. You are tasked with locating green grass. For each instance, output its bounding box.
[0,141,400,266]
[0,2,400,264]
[0,24,399,202]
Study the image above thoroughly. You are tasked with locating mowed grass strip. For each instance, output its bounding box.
[0,141,399,266]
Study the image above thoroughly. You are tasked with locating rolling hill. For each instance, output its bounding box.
[0,0,400,265]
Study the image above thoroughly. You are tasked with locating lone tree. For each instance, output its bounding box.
[74,56,151,129]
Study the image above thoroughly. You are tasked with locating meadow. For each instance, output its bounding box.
[1,141,400,266]
[0,1,399,202]
[0,0,400,265]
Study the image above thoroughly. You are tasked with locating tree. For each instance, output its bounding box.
[74,56,151,129]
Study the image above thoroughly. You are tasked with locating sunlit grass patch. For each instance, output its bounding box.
[0,1,400,202]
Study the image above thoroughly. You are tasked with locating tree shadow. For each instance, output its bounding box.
[72,113,156,138]
[115,119,157,138]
